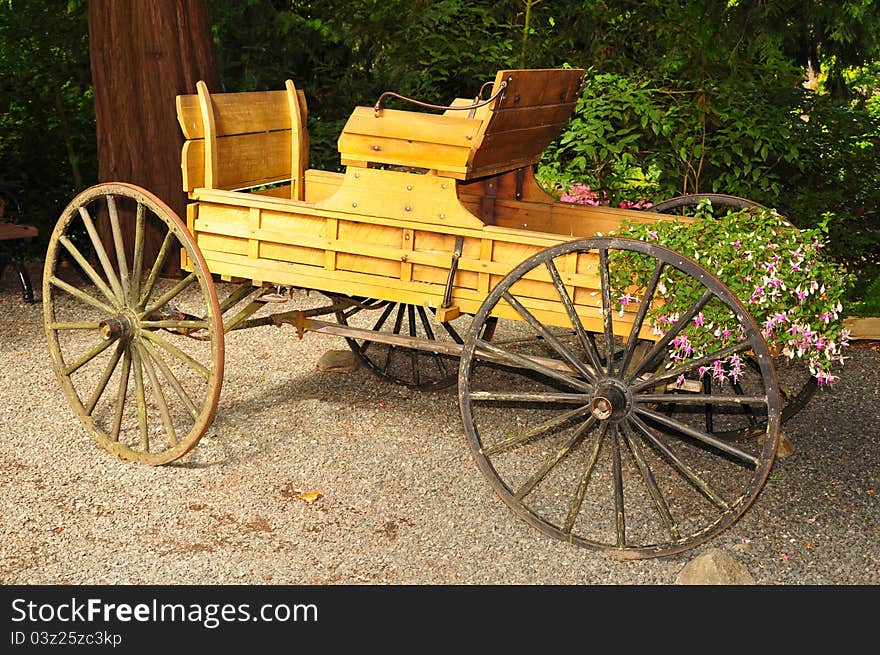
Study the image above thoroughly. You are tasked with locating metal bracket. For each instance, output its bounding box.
[438,236,464,321]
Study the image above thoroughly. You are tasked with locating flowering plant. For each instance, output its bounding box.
[559,182,654,210]
[606,200,853,385]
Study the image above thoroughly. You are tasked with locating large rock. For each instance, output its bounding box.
[317,349,359,373]
[674,547,755,585]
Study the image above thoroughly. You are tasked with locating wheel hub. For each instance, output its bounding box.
[589,379,631,421]
[99,314,134,341]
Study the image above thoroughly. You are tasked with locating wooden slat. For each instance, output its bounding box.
[337,132,471,175]
[470,122,569,171]
[481,102,576,133]
[491,68,584,109]
[341,106,482,147]
[182,131,292,192]
[177,88,291,138]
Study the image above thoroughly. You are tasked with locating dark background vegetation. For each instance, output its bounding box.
[1,0,878,310]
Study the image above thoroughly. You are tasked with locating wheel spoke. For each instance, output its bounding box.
[78,205,124,301]
[140,338,199,420]
[563,421,608,535]
[130,201,145,303]
[545,258,604,374]
[142,272,197,316]
[58,235,118,306]
[501,291,597,383]
[49,321,102,330]
[515,416,596,501]
[137,228,176,309]
[417,306,449,378]
[131,346,149,452]
[621,421,680,540]
[407,304,420,386]
[599,248,615,374]
[140,319,210,330]
[469,391,591,404]
[634,393,767,405]
[611,423,625,547]
[618,260,664,375]
[137,343,177,448]
[474,338,593,393]
[111,349,131,441]
[49,275,117,315]
[85,340,125,414]
[626,288,715,383]
[107,195,130,304]
[361,301,396,355]
[634,406,761,466]
[482,404,592,457]
[62,337,115,377]
[627,415,729,510]
[381,303,406,374]
[140,329,210,379]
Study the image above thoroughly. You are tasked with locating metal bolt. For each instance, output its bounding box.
[439,213,445,219]
[352,202,358,208]
[372,145,381,151]
[406,185,413,191]
[404,205,412,212]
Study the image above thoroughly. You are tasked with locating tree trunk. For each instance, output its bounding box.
[88,0,219,275]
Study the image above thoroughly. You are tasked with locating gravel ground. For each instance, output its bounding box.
[1,263,877,586]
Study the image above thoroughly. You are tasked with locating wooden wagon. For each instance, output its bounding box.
[43,68,787,559]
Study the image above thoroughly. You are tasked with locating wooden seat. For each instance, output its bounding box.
[338,68,585,180]
[177,80,310,200]
[0,187,38,303]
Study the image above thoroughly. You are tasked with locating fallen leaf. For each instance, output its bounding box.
[298,491,322,504]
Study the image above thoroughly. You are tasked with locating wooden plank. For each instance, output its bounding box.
[482,102,576,133]
[470,122,569,171]
[341,106,482,147]
[337,132,471,175]
[492,68,584,109]
[177,88,291,138]
[182,131,292,192]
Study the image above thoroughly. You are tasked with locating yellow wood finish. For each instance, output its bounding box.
[338,68,584,180]
[177,81,309,196]
[177,70,686,342]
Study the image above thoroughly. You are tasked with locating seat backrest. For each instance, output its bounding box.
[337,68,584,180]
[177,81,309,199]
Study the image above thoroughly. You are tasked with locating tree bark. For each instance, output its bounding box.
[88,0,219,275]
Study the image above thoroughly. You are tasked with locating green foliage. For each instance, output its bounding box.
[0,0,95,250]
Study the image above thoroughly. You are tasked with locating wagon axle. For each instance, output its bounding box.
[589,379,631,421]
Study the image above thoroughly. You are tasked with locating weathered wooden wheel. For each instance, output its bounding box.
[336,298,496,390]
[43,183,224,465]
[459,237,780,559]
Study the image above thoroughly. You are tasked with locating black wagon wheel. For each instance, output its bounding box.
[458,237,780,559]
[651,193,767,215]
[336,298,496,390]
[43,183,224,465]
[651,193,817,436]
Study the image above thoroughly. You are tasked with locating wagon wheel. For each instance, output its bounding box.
[336,298,496,390]
[651,193,767,215]
[458,237,780,559]
[652,193,817,435]
[43,183,224,465]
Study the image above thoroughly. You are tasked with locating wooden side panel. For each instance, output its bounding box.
[182,131,292,191]
[177,89,291,138]
[304,169,344,202]
[492,68,585,109]
[337,134,471,176]
[342,106,482,146]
